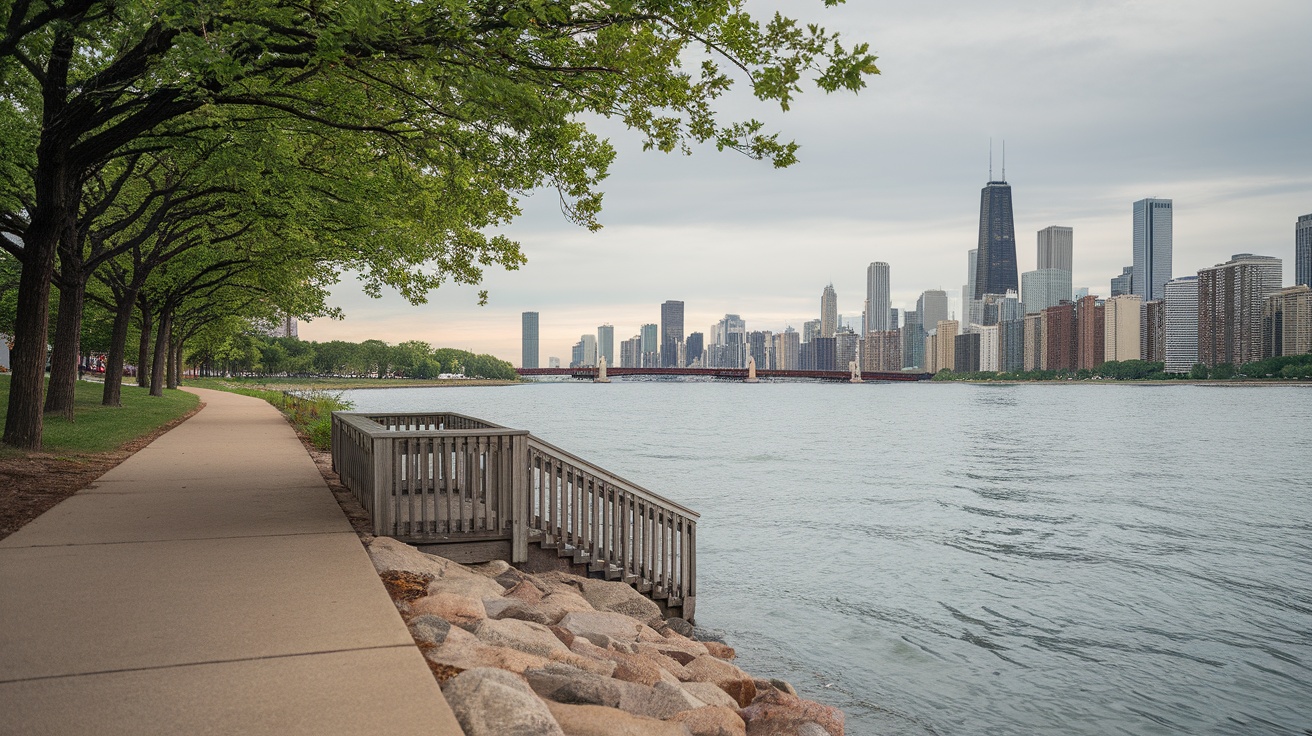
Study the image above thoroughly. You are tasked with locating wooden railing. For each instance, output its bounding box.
[330,411,698,618]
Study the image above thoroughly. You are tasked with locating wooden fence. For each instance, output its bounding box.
[331,411,697,618]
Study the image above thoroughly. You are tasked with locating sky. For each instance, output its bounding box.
[299,0,1312,364]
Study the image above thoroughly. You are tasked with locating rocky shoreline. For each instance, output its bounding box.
[367,537,843,736]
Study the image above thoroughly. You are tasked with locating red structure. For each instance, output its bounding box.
[516,367,930,381]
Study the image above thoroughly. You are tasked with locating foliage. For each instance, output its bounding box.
[1093,360,1170,381]
[1210,363,1237,379]
[191,333,518,381]
[1240,354,1312,379]
[1189,363,1210,380]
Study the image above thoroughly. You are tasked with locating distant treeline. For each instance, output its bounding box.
[931,355,1312,382]
[191,335,517,380]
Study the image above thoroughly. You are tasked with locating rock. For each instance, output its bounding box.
[526,664,701,720]
[545,701,692,736]
[496,566,541,590]
[557,610,646,650]
[670,706,747,736]
[762,679,798,698]
[633,643,692,680]
[572,577,665,628]
[571,640,680,686]
[442,667,565,736]
[740,687,844,736]
[378,570,434,603]
[666,617,696,638]
[484,596,552,625]
[489,588,593,626]
[407,592,486,631]
[682,682,741,709]
[703,641,736,660]
[683,656,757,708]
[367,537,505,600]
[407,614,452,645]
[425,626,553,676]
[474,617,573,659]
[466,559,511,577]
[692,626,728,644]
[550,626,576,648]
[506,579,546,603]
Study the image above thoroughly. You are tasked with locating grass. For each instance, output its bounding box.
[0,375,200,455]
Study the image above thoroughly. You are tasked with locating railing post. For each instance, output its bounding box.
[511,432,529,563]
[372,434,395,537]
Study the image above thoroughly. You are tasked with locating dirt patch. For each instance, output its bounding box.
[380,569,434,603]
[0,402,206,542]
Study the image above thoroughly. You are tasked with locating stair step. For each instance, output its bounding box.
[604,566,623,581]
[622,574,639,586]
[637,582,652,593]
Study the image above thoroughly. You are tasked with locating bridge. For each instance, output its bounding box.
[517,367,931,381]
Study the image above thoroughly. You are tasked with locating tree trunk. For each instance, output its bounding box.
[101,287,139,407]
[166,329,179,390]
[150,307,171,397]
[136,298,153,388]
[44,272,87,421]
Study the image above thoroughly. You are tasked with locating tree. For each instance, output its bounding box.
[1211,363,1236,379]
[1189,363,1210,380]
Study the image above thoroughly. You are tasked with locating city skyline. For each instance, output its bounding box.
[299,1,1312,363]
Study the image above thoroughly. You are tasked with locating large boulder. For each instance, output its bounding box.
[466,559,511,577]
[683,656,757,708]
[473,618,615,676]
[545,701,691,736]
[407,592,486,632]
[367,538,505,600]
[525,664,702,720]
[670,706,748,736]
[425,625,553,676]
[571,577,665,628]
[682,682,741,709]
[557,610,652,650]
[740,687,844,736]
[569,639,681,687]
[407,614,452,646]
[441,667,565,736]
[487,587,594,626]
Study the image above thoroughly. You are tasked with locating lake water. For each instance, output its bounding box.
[343,381,1312,735]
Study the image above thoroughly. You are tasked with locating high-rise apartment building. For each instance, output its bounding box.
[1132,198,1173,302]
[954,333,981,373]
[596,324,614,367]
[1164,276,1199,373]
[978,324,1000,372]
[802,319,821,343]
[1076,295,1105,370]
[1265,285,1312,357]
[640,323,659,368]
[835,331,860,371]
[865,263,891,333]
[1103,294,1142,362]
[982,291,1022,326]
[902,310,924,369]
[1021,269,1073,316]
[820,285,838,338]
[964,249,983,330]
[660,300,684,367]
[999,319,1025,372]
[1143,300,1165,363]
[1198,254,1283,367]
[521,312,539,368]
[918,290,949,330]
[1023,313,1044,371]
[1037,226,1073,272]
[580,334,597,367]
[864,330,901,372]
[620,336,641,368]
[1298,214,1312,288]
[1043,303,1077,371]
[774,328,800,371]
[748,331,771,370]
[931,320,959,373]
[685,332,704,366]
[976,178,1019,299]
[1110,266,1133,297]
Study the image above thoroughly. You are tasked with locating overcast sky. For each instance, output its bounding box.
[300,0,1312,364]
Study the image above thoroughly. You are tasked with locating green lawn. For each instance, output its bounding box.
[0,376,200,455]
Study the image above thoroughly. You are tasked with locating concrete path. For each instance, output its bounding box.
[0,387,464,736]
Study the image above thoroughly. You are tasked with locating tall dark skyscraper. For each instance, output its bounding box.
[1297,214,1311,288]
[521,312,539,368]
[975,175,1018,299]
[660,300,684,367]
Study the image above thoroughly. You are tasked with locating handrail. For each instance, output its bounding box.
[330,410,697,618]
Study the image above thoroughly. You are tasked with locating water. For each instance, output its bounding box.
[343,381,1312,735]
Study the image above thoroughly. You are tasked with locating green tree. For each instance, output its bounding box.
[1,0,877,448]
[1189,363,1210,380]
[1211,362,1236,379]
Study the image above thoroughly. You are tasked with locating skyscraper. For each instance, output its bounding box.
[1132,198,1173,302]
[1110,266,1133,297]
[865,263,891,333]
[640,323,659,367]
[1297,214,1312,288]
[1076,295,1105,371]
[917,290,949,330]
[902,310,924,369]
[660,300,684,367]
[1143,301,1165,363]
[1164,276,1199,373]
[820,285,838,338]
[1103,295,1142,362]
[1021,269,1072,315]
[521,312,539,368]
[1198,254,1282,367]
[774,328,800,371]
[685,332,704,367]
[580,334,597,367]
[975,176,1019,299]
[596,324,614,367]
[1043,303,1077,371]
[1037,226,1073,272]
[1265,285,1312,357]
[964,249,982,329]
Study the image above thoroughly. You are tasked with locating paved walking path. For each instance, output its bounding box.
[0,388,464,736]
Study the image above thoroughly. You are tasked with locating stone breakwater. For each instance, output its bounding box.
[367,537,844,736]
